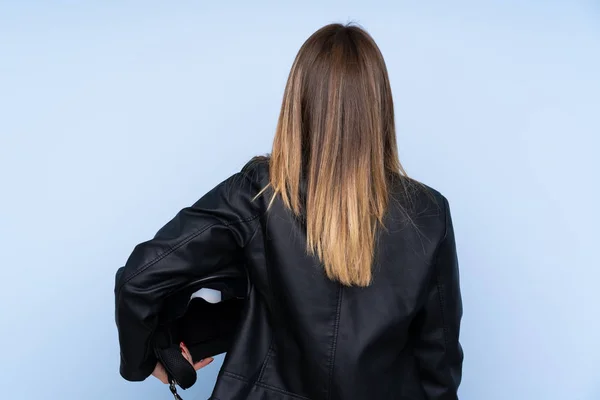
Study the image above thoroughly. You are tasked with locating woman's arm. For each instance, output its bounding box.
[413,197,464,399]
[114,171,262,382]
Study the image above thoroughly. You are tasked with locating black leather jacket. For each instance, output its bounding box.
[114,157,463,400]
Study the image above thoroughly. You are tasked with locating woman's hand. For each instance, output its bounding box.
[151,342,214,384]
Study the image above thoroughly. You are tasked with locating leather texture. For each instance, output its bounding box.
[114,156,463,400]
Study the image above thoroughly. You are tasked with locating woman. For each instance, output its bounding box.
[115,23,463,399]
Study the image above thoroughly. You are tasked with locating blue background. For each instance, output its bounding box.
[1,1,599,399]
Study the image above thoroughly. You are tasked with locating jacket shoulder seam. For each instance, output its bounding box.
[433,196,451,347]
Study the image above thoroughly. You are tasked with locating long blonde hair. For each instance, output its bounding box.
[268,23,407,287]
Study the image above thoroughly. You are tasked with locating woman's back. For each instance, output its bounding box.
[114,22,463,400]
[206,158,462,400]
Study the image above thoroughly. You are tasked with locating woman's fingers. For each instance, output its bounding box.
[180,342,193,364]
[193,357,214,371]
[180,341,214,370]
[151,346,212,386]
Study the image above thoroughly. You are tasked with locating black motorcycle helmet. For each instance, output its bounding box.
[153,264,247,399]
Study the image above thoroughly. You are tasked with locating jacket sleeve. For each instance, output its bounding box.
[413,197,464,399]
[114,171,261,382]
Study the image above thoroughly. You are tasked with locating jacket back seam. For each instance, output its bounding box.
[257,339,275,383]
[327,285,343,400]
